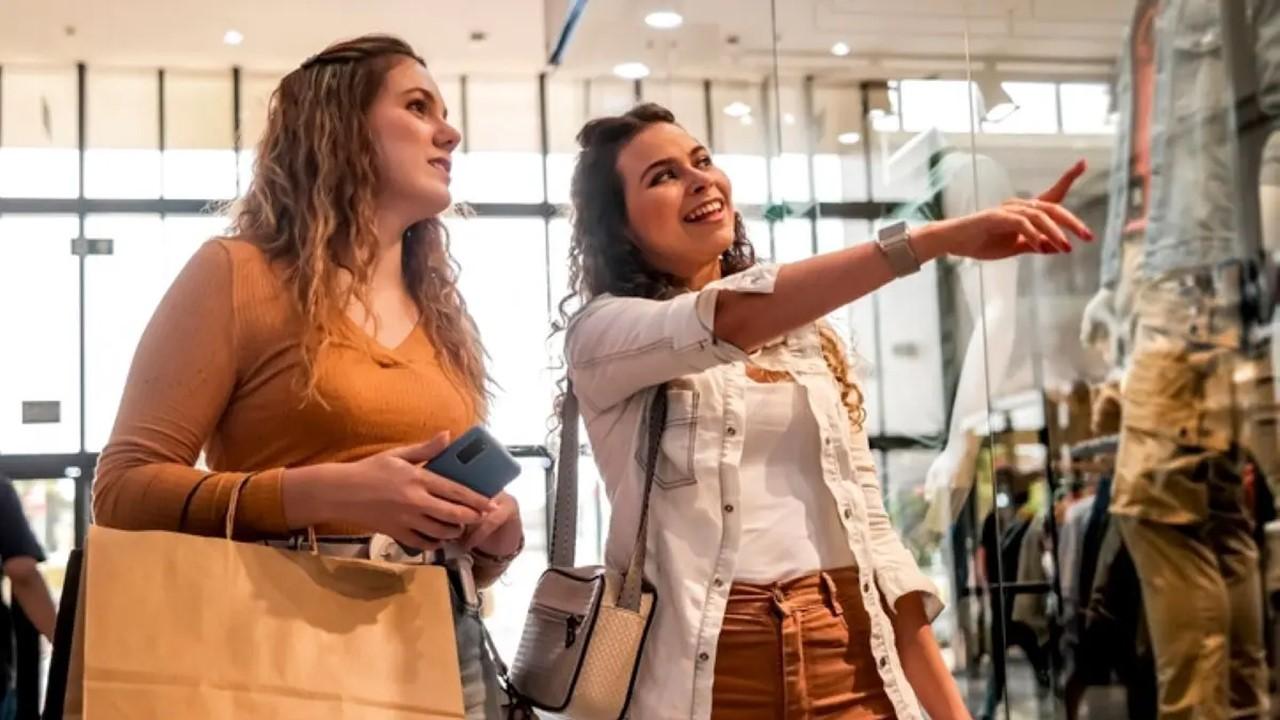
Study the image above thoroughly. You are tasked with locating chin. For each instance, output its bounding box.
[418,185,453,217]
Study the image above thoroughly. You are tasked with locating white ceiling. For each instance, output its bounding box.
[0,0,1133,80]
[0,0,547,75]
[564,0,1133,81]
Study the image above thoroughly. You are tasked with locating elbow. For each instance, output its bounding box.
[90,459,130,530]
[710,295,760,354]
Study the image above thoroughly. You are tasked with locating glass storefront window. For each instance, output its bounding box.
[0,66,79,198]
[82,215,221,451]
[448,217,554,446]
[455,78,542,203]
[84,68,161,199]
[0,215,82,454]
[163,71,236,200]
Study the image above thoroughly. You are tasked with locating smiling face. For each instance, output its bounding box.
[615,122,736,289]
[367,58,462,221]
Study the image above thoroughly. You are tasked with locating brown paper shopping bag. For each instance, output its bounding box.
[63,490,464,719]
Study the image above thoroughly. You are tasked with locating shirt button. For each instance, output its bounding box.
[726,427,738,437]
[844,508,853,519]
[862,582,871,593]
[714,577,724,588]
[724,504,735,513]
[879,657,888,669]
[699,652,710,662]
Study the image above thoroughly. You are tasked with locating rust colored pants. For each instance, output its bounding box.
[712,567,897,719]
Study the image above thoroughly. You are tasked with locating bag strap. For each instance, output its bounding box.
[619,386,667,611]
[549,381,668,613]
[548,384,580,568]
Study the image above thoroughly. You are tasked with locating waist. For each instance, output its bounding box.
[725,567,861,616]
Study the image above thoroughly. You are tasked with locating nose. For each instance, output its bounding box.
[688,167,713,195]
[436,120,462,153]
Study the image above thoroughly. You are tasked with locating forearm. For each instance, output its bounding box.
[94,459,290,538]
[714,221,953,351]
[893,592,971,720]
[11,572,57,640]
[280,463,345,529]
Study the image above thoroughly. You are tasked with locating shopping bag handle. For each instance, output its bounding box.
[225,472,323,553]
[224,472,261,541]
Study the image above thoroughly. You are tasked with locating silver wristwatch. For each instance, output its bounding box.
[876,221,921,277]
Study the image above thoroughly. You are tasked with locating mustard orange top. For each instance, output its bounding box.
[93,238,477,539]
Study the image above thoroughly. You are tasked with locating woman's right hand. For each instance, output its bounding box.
[912,160,1094,262]
[281,432,497,550]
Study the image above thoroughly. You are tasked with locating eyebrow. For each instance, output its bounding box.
[640,145,709,183]
[401,87,447,120]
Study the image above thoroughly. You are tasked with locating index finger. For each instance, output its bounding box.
[419,468,497,514]
[1038,159,1087,203]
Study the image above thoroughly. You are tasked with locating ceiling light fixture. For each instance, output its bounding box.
[645,11,684,29]
[223,29,244,46]
[740,115,754,126]
[976,67,1018,122]
[783,113,796,126]
[837,131,862,145]
[613,62,651,80]
[831,41,851,57]
[723,101,751,118]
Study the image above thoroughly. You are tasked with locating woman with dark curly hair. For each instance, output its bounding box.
[561,103,1090,719]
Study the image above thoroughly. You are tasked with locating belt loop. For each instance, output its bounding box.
[770,584,789,619]
[819,572,845,618]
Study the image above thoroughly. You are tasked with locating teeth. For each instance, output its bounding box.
[684,200,723,222]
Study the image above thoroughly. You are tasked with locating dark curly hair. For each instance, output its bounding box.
[555,103,865,430]
[559,103,755,311]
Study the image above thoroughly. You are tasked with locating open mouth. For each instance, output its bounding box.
[428,157,452,175]
[683,198,726,223]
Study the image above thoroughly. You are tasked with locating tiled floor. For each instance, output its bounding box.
[953,654,1131,720]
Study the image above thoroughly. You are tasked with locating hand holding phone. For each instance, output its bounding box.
[425,426,521,498]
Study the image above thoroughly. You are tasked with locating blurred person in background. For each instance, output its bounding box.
[92,35,523,718]
[0,474,56,720]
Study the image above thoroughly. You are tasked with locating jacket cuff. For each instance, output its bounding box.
[877,567,945,622]
[696,264,781,361]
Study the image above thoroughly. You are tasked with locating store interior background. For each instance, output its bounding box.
[0,0,1206,718]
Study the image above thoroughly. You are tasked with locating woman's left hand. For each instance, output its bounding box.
[464,491,523,560]
[915,159,1094,262]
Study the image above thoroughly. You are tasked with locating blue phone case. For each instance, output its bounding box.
[425,426,520,498]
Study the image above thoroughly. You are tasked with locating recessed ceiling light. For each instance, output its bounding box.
[723,101,751,118]
[645,11,684,29]
[223,29,244,46]
[830,41,851,57]
[783,113,796,125]
[837,131,862,145]
[613,62,651,80]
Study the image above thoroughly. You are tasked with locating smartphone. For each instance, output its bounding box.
[425,426,520,498]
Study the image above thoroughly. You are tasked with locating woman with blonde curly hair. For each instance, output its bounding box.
[561,103,1091,719]
[94,35,521,717]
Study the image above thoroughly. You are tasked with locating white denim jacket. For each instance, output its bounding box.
[566,264,943,720]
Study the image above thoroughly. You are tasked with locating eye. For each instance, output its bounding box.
[407,100,429,116]
[649,168,677,186]
[694,155,713,169]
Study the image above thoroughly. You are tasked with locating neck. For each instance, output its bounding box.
[686,260,722,291]
[372,209,411,287]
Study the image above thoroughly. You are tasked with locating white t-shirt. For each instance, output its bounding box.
[733,381,857,583]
